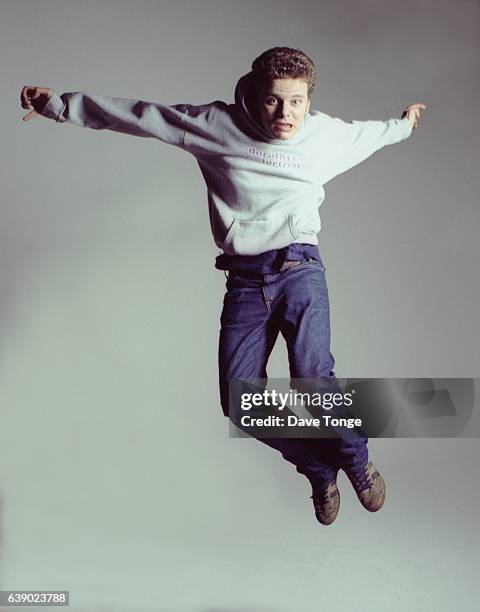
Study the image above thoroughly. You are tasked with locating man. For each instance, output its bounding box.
[20,47,425,525]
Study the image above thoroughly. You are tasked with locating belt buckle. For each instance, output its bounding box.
[280,260,301,271]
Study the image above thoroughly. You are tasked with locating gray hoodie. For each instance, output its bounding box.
[40,72,413,255]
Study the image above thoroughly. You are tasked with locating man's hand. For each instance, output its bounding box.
[401,103,426,130]
[20,86,54,121]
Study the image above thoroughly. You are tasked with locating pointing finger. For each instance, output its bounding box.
[22,109,38,122]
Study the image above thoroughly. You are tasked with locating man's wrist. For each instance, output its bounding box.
[40,93,65,121]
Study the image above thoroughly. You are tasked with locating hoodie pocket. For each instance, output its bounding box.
[223,213,299,255]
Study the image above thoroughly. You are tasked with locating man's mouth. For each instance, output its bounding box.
[273,122,294,131]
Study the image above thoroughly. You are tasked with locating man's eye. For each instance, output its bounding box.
[265,98,277,105]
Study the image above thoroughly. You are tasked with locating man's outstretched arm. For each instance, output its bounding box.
[320,102,427,184]
[20,85,194,148]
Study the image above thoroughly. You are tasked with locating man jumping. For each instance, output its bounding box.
[20,47,425,525]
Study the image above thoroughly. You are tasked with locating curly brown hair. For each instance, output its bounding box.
[251,47,316,97]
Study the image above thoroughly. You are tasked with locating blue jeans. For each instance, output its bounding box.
[218,257,368,489]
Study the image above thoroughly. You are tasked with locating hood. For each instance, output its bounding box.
[234,72,273,141]
[234,72,308,145]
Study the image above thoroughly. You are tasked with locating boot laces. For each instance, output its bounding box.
[347,459,371,493]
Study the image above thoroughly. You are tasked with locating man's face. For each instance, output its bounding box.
[256,78,310,140]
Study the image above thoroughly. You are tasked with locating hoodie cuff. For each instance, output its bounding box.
[399,115,414,138]
[40,93,66,121]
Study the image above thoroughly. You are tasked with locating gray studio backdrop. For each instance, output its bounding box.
[1,0,479,611]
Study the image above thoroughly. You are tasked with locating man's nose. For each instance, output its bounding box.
[276,104,290,118]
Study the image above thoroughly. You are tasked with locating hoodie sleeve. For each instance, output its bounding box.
[39,91,195,148]
[322,115,413,183]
